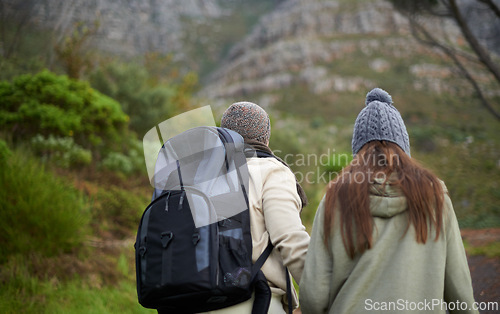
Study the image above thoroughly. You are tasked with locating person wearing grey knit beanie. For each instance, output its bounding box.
[300,89,477,314]
[351,88,411,156]
[214,101,310,314]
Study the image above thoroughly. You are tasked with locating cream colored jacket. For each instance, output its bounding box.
[246,156,310,309]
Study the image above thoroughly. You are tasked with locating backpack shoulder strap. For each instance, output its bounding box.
[285,268,293,314]
[251,241,273,280]
[251,240,293,314]
[255,150,274,159]
[250,241,273,314]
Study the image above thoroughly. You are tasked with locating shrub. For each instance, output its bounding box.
[0,150,91,263]
[31,134,92,168]
[100,138,145,175]
[0,70,128,150]
[101,152,135,175]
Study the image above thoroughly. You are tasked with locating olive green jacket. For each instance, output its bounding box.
[300,179,477,314]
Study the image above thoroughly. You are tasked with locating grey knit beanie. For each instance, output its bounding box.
[352,88,410,156]
[221,101,271,144]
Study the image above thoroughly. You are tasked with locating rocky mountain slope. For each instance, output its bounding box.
[199,0,488,109]
[3,0,498,112]
[13,0,222,57]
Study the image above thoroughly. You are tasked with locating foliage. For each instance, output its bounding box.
[390,0,500,120]
[0,0,52,60]
[0,149,90,264]
[414,135,500,222]
[0,55,47,82]
[89,54,199,136]
[101,152,136,175]
[54,20,100,79]
[101,136,146,176]
[31,134,92,168]
[0,70,128,150]
[0,139,12,163]
[101,150,143,177]
[91,185,149,239]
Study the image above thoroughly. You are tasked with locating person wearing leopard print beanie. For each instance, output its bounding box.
[206,101,310,314]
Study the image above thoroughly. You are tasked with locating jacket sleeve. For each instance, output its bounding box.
[442,193,479,314]
[299,197,333,314]
[261,161,310,284]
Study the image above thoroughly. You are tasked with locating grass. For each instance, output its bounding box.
[90,185,150,239]
[415,138,500,228]
[464,241,500,258]
[0,150,90,263]
[0,260,155,314]
[0,145,152,313]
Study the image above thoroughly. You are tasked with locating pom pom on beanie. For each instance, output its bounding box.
[365,87,393,106]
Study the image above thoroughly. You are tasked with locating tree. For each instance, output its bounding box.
[54,20,99,79]
[391,0,500,120]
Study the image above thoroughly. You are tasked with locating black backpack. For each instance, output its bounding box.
[135,126,288,313]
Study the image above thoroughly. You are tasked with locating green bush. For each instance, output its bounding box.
[0,70,128,149]
[0,150,91,263]
[101,152,135,175]
[31,134,92,168]
[100,138,145,175]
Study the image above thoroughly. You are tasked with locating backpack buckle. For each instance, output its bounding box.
[139,246,147,257]
[161,231,174,248]
[192,232,200,245]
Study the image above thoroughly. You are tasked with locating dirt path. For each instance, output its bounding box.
[469,255,500,313]
[462,229,500,314]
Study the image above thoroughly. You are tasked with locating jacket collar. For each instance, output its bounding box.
[369,173,407,218]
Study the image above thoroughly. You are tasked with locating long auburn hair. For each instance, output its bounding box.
[324,141,444,259]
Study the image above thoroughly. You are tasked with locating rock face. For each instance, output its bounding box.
[4,0,498,104]
[4,0,222,57]
[199,0,471,103]
[202,0,422,99]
